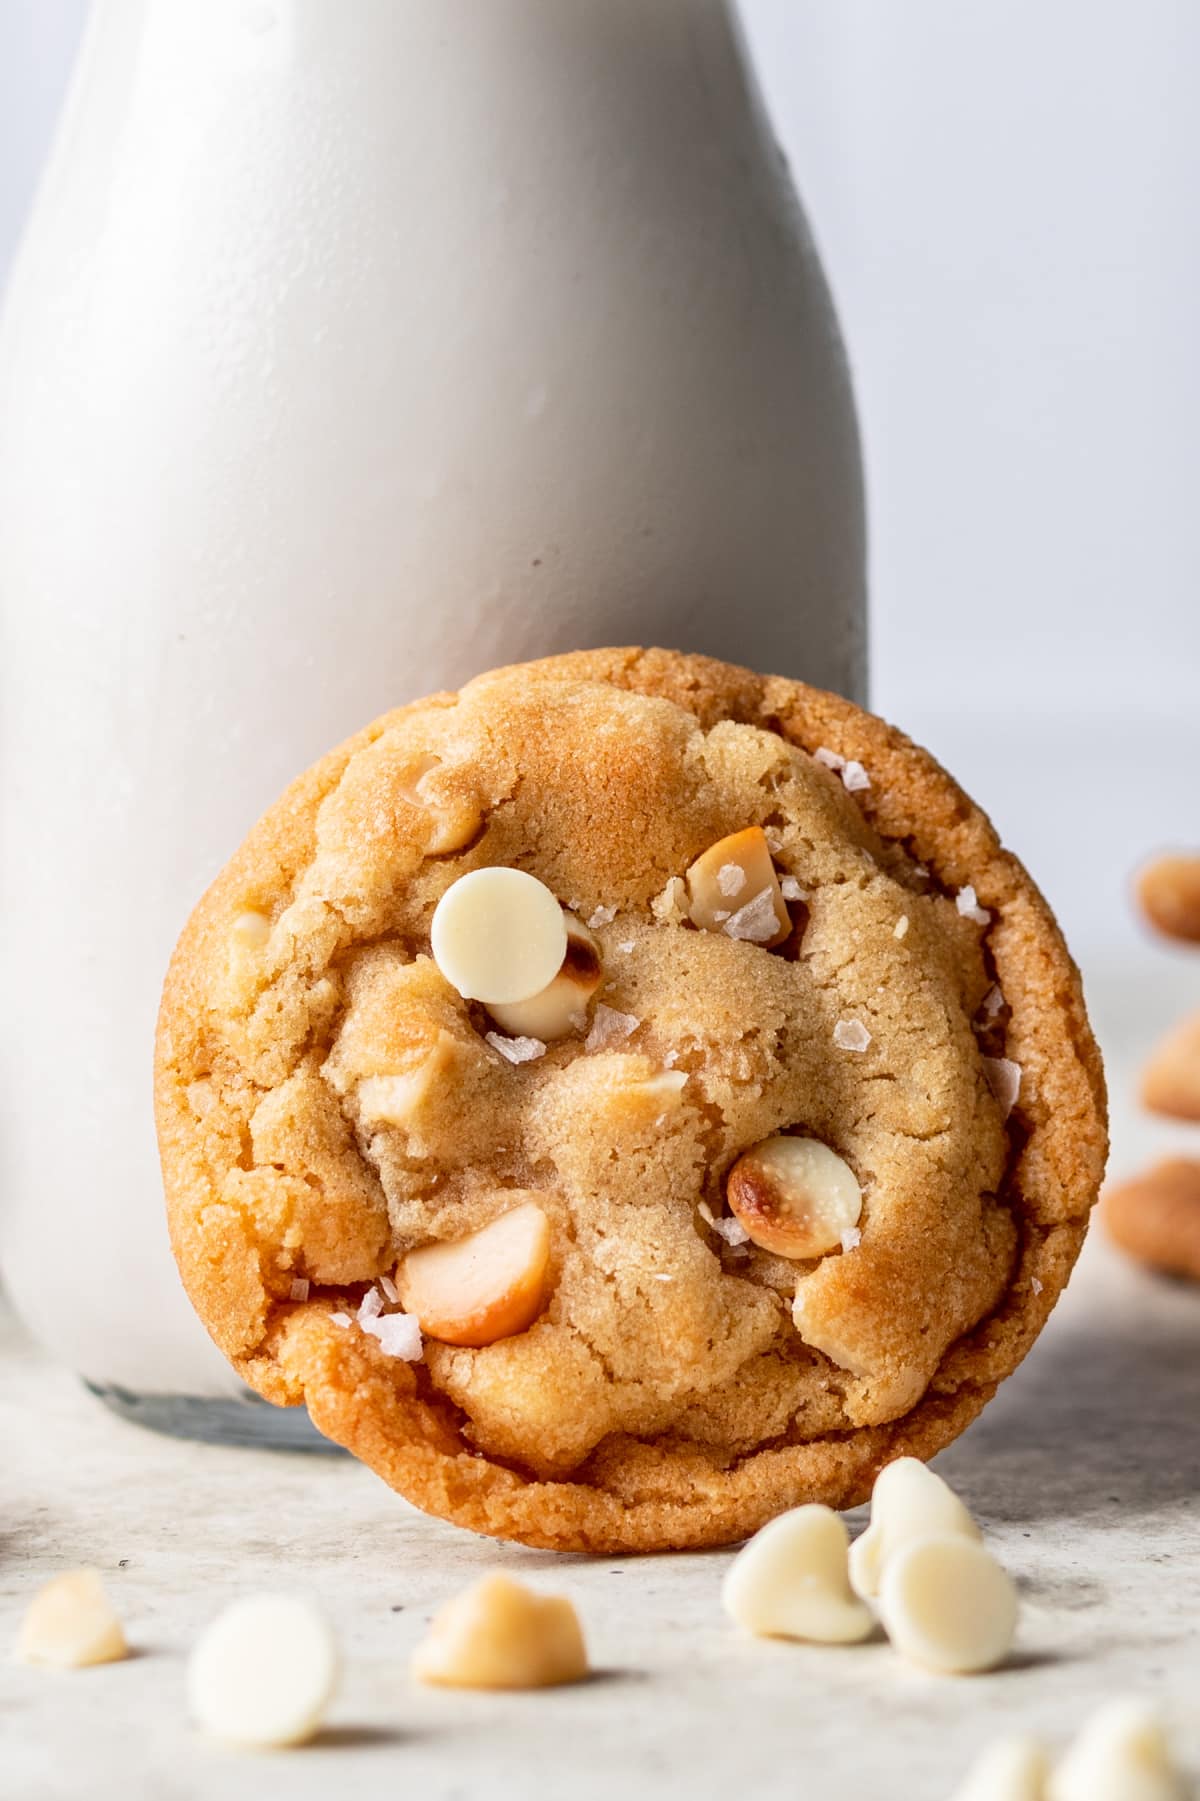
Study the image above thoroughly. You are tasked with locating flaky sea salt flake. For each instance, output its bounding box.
[833,1018,871,1053]
[485,1031,547,1065]
[357,1288,384,1325]
[379,1275,400,1305]
[956,884,991,926]
[814,747,845,773]
[980,984,1005,1019]
[717,863,747,898]
[780,875,807,902]
[588,904,617,929]
[840,1226,862,1253]
[698,1200,751,1248]
[362,1311,423,1361]
[893,914,910,941]
[586,1004,640,1053]
[841,760,871,793]
[983,1056,1022,1118]
[289,1278,310,1303]
[723,887,781,944]
[329,1312,350,1329]
[1031,1277,1044,1296]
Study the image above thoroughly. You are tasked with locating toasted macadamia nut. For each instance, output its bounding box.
[879,1534,1017,1675]
[1104,1157,1200,1282]
[411,1573,587,1690]
[727,1135,862,1259]
[430,868,567,1006]
[950,1737,1051,1801]
[488,914,603,1041]
[1136,854,1200,945]
[686,826,790,947]
[396,1201,552,1347]
[1141,1011,1200,1122]
[722,1504,874,1645]
[357,1029,467,1129]
[1049,1700,1188,1801]
[15,1570,128,1669]
[849,1456,981,1598]
[187,1595,339,1747]
[399,755,484,856]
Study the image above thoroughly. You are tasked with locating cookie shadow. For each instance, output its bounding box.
[935,1265,1200,1525]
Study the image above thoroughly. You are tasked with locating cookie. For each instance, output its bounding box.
[1104,1159,1200,1282]
[156,649,1107,1553]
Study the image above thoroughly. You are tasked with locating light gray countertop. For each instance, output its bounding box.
[4,962,1200,1800]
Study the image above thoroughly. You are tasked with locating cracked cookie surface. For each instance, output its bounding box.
[156,649,1107,1552]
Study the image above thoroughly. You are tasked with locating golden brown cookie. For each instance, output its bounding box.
[1104,1159,1200,1282]
[155,649,1107,1552]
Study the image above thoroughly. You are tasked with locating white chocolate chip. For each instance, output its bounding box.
[878,1534,1018,1674]
[187,1595,339,1747]
[722,1505,874,1645]
[686,827,790,947]
[956,884,991,926]
[412,1574,587,1690]
[849,1457,982,1599]
[430,868,567,1006]
[726,1136,862,1260]
[950,1737,1051,1801]
[1049,1700,1188,1801]
[396,1202,551,1348]
[983,1056,1022,1119]
[833,1018,871,1053]
[487,914,603,1042]
[231,908,271,950]
[15,1570,128,1669]
[356,1031,465,1130]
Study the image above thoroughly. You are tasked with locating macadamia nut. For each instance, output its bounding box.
[15,1570,128,1669]
[685,827,791,947]
[487,913,603,1041]
[396,1201,552,1347]
[186,1595,339,1748]
[878,1534,1017,1675]
[727,1135,862,1259]
[849,1456,981,1598]
[722,1505,874,1645]
[430,867,567,1006]
[411,1574,587,1690]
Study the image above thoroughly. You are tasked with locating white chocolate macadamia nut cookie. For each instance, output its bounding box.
[156,648,1106,1553]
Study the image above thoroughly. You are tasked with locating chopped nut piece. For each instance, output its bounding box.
[833,1018,871,1053]
[356,1030,464,1128]
[848,1457,981,1599]
[1049,1700,1188,1801]
[983,1056,1022,1119]
[722,1506,874,1644]
[878,1535,1017,1675]
[1136,853,1200,944]
[15,1570,128,1669]
[488,914,603,1042]
[685,827,790,948]
[652,874,690,924]
[430,867,567,1006]
[396,1202,552,1347]
[1141,1011,1200,1121]
[411,1574,587,1690]
[726,1136,862,1259]
[949,1737,1051,1801]
[398,755,483,856]
[187,1595,339,1747]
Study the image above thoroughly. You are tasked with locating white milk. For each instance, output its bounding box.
[0,0,865,1428]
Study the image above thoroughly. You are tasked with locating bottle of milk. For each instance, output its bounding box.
[0,0,865,1443]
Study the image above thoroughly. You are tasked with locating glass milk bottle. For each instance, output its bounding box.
[0,0,866,1442]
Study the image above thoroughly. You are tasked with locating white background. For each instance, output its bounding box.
[2,0,1197,982]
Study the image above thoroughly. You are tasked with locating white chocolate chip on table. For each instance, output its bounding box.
[849,1456,981,1599]
[685,826,791,946]
[487,912,603,1041]
[430,867,567,1006]
[949,1737,1052,1801]
[1048,1700,1190,1801]
[396,1201,552,1347]
[726,1135,862,1259]
[15,1570,128,1669]
[878,1533,1018,1675]
[186,1595,339,1748]
[722,1505,874,1645]
[411,1574,588,1690]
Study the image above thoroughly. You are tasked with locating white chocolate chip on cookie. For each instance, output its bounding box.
[727,1135,862,1259]
[431,867,567,1005]
[878,1534,1017,1674]
[396,1201,552,1347]
[949,1737,1051,1801]
[849,1456,981,1598]
[686,827,790,947]
[1049,1700,1188,1801]
[15,1570,128,1669]
[412,1574,588,1690]
[722,1505,874,1644]
[187,1595,339,1747]
[487,913,603,1041]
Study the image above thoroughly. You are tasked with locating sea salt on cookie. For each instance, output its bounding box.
[156,648,1106,1553]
